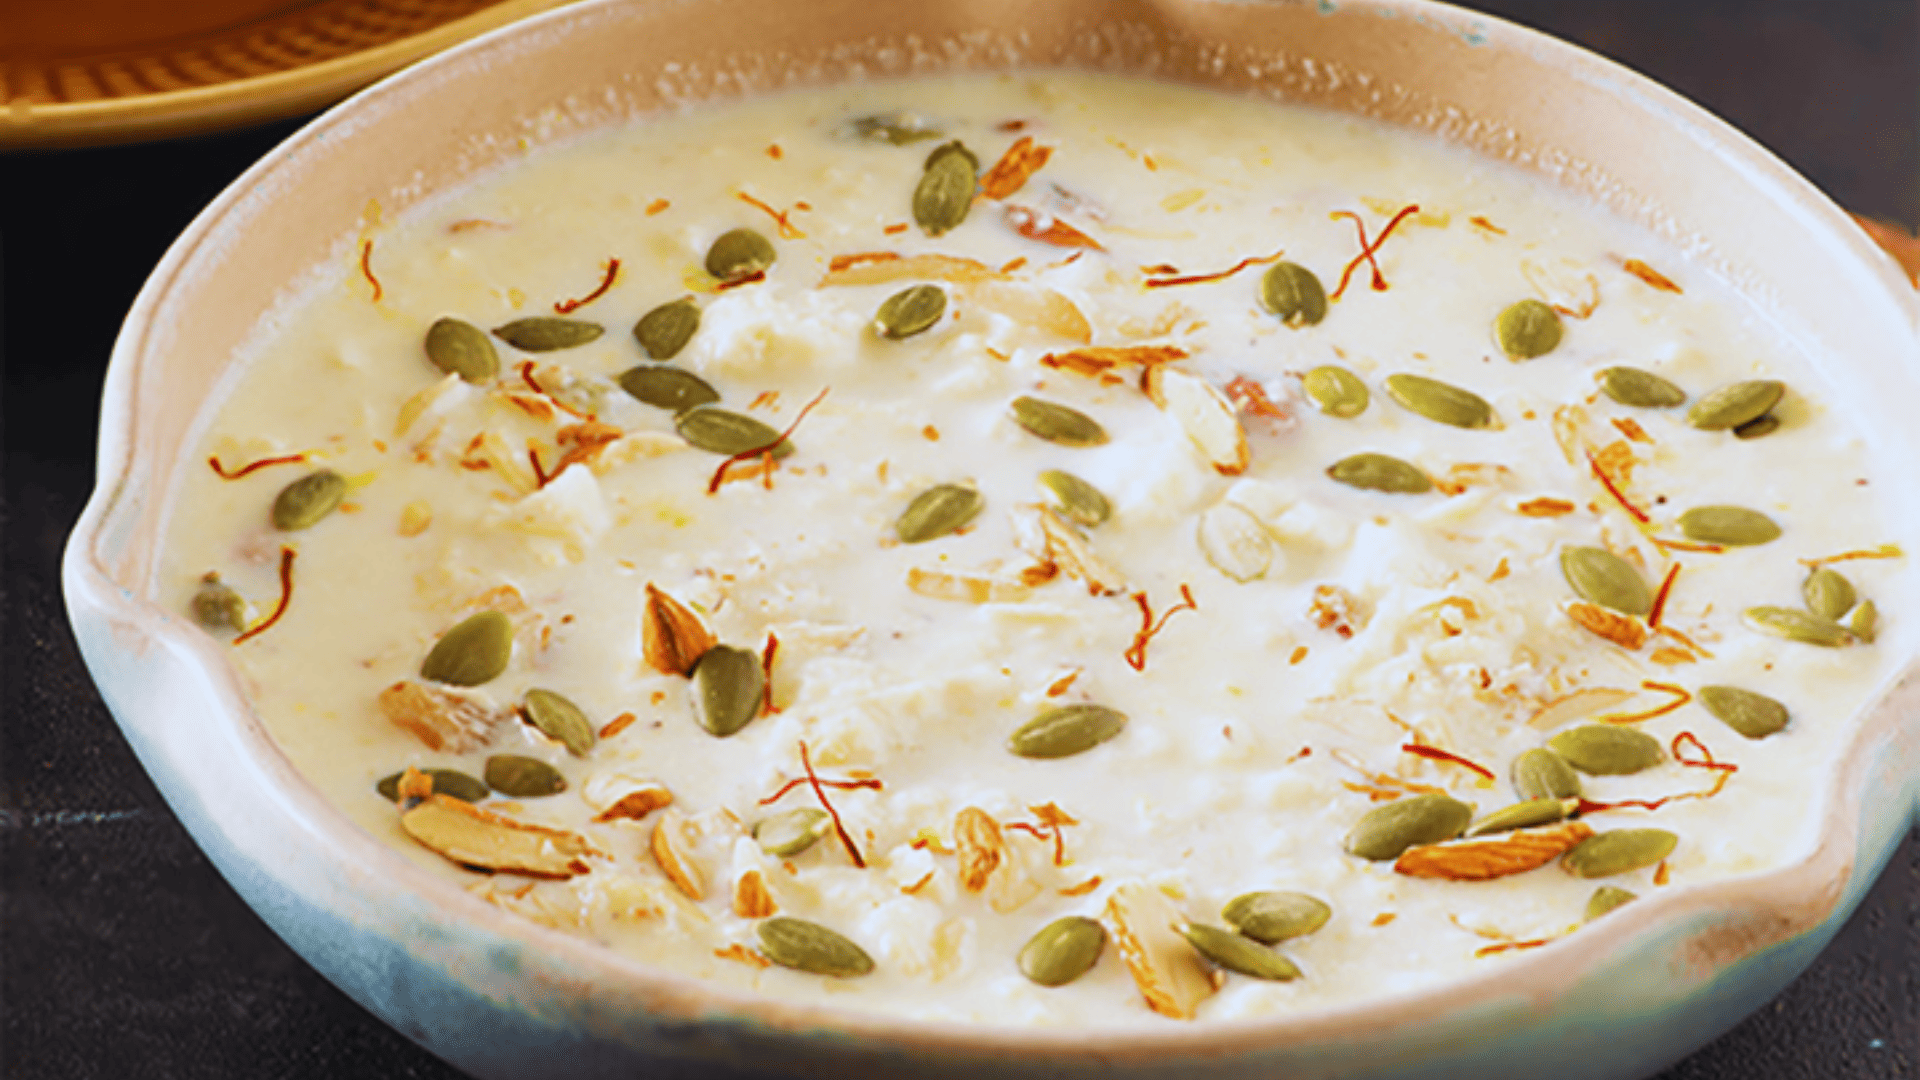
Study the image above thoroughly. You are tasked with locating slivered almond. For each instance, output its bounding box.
[1145,367,1249,475]
[1394,822,1594,880]
[1528,686,1636,729]
[400,794,598,878]
[650,807,706,900]
[968,280,1092,342]
[1565,601,1649,650]
[1104,883,1217,1020]
[642,584,716,676]
[378,679,505,752]
[954,807,1005,893]
[591,782,673,823]
[732,869,778,918]
[1036,506,1126,596]
[905,567,1033,604]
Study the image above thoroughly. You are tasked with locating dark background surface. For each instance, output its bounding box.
[1,1,1914,1077]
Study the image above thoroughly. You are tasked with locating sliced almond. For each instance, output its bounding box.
[1104,883,1217,1020]
[400,794,597,878]
[642,584,716,677]
[1037,506,1126,596]
[733,868,778,918]
[1394,821,1594,880]
[1528,687,1636,730]
[1196,501,1275,582]
[378,679,506,752]
[589,431,687,473]
[398,500,434,536]
[954,806,1006,893]
[460,430,538,495]
[1522,257,1600,319]
[1145,367,1249,475]
[967,280,1093,343]
[1565,601,1649,650]
[585,775,674,823]
[394,372,463,438]
[906,566,1033,604]
[649,806,706,900]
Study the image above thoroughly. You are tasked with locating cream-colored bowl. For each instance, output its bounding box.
[62,2,1920,1077]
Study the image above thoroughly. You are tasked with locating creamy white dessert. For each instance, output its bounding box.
[161,72,1911,1025]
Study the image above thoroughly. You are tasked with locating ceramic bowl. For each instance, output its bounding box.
[62,1,1920,1077]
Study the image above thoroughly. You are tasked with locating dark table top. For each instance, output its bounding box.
[2,2,1914,1077]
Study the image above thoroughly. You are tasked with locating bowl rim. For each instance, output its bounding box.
[64,0,1920,1061]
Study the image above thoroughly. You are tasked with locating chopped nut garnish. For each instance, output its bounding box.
[1309,584,1368,639]
[954,807,1006,893]
[591,782,673,823]
[733,869,778,918]
[400,794,598,878]
[905,566,1033,604]
[1144,366,1249,475]
[1038,345,1187,381]
[714,943,772,968]
[398,500,433,536]
[1105,883,1217,1020]
[1394,822,1594,880]
[1033,505,1126,596]
[1528,687,1635,729]
[980,135,1052,199]
[1516,496,1576,517]
[378,679,506,752]
[1565,600,1649,650]
[649,807,706,900]
[642,584,716,677]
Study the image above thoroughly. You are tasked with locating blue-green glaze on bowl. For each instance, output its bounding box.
[62,1,1920,1077]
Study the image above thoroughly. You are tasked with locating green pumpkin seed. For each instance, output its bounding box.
[1745,606,1852,647]
[1221,892,1331,944]
[1849,600,1878,644]
[873,285,947,339]
[1011,396,1107,447]
[1008,703,1127,759]
[1259,262,1328,327]
[1180,923,1300,981]
[757,916,874,977]
[705,228,777,283]
[1303,365,1368,417]
[1511,747,1582,801]
[376,767,489,804]
[913,143,976,236]
[848,112,942,145]
[1018,916,1107,987]
[1547,725,1664,776]
[1563,828,1677,878]
[1327,452,1432,494]
[754,808,833,857]
[1559,546,1652,616]
[1037,470,1111,527]
[1467,797,1573,837]
[690,644,765,738]
[1597,367,1686,408]
[1495,299,1563,359]
[1733,414,1779,440]
[1687,380,1785,430]
[420,610,514,686]
[191,573,247,633]
[675,405,795,458]
[896,482,984,544]
[1676,506,1780,547]
[1384,373,1493,429]
[493,317,604,352]
[1697,685,1788,739]
[1803,568,1857,620]
[521,688,596,756]
[271,469,347,531]
[484,754,567,798]
[1345,792,1473,861]
[633,298,700,359]
[424,317,500,383]
[1585,885,1637,921]
[617,363,720,414]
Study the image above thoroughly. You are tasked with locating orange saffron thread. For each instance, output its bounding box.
[1123,584,1197,671]
[358,239,382,302]
[1653,860,1672,886]
[1329,203,1419,299]
[757,774,882,805]
[1647,564,1681,628]
[1143,248,1285,288]
[1800,544,1903,569]
[883,222,909,235]
[979,135,1053,200]
[714,269,766,291]
[1059,875,1102,896]
[518,362,592,420]
[233,546,296,644]
[707,387,828,494]
[645,198,670,215]
[599,712,637,739]
[1600,680,1692,725]
[1655,624,1715,660]
[1577,731,1734,815]
[1621,258,1682,294]
[1004,804,1078,866]
[736,192,806,240]
[207,452,307,480]
[1468,215,1505,235]
[1400,743,1495,782]
[552,258,620,314]
[1005,205,1104,251]
[1585,449,1650,525]
[528,447,552,488]
[802,741,864,867]
[759,633,780,716]
[1475,938,1552,958]
[1649,537,1724,554]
